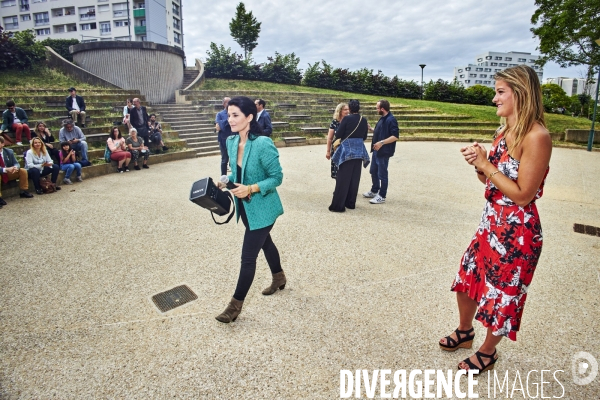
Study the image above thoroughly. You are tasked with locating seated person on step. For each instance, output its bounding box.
[148,114,169,153]
[1,100,32,146]
[126,128,150,170]
[0,136,34,206]
[59,141,83,185]
[25,137,60,195]
[59,119,90,166]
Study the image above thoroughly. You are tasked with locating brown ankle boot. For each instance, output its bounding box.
[262,271,287,295]
[215,297,244,323]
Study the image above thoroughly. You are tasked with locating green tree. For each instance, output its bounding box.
[541,83,572,113]
[465,85,496,106]
[531,1,600,69]
[229,2,261,59]
[40,38,79,62]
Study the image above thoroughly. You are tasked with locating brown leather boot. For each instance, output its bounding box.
[215,298,244,323]
[262,271,287,295]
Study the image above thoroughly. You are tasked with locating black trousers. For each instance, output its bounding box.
[28,165,59,191]
[329,158,362,212]
[233,200,282,301]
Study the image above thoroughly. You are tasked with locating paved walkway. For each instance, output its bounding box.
[1,143,598,398]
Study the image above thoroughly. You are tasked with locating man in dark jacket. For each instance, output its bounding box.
[363,99,399,204]
[65,87,87,128]
[255,99,272,137]
[128,98,150,147]
[1,100,32,145]
[0,136,33,207]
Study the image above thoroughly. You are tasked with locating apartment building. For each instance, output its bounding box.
[454,51,543,88]
[544,77,597,97]
[0,0,183,49]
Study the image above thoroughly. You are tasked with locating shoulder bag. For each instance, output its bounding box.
[332,116,363,152]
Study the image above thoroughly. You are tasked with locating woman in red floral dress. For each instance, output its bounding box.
[439,65,552,373]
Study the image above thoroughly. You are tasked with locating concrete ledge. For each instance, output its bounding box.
[45,46,120,89]
[1,150,196,199]
[565,129,598,143]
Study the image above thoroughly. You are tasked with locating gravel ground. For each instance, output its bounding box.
[0,142,598,399]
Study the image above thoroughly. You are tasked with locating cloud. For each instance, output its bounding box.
[183,0,584,82]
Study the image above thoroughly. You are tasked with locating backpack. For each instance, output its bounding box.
[104,143,111,163]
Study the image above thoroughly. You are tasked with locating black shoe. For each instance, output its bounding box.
[124,166,130,172]
[35,189,44,195]
[162,146,169,151]
[55,185,61,190]
[142,164,149,169]
[0,197,6,205]
[134,165,141,170]
[117,168,123,173]
[81,124,86,128]
[19,191,33,198]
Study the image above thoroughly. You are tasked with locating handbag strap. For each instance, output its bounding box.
[339,116,363,147]
[211,191,236,225]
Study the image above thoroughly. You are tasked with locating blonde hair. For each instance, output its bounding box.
[30,137,47,156]
[494,65,545,154]
[333,103,348,121]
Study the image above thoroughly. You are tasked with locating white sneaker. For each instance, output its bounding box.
[76,176,83,182]
[363,191,377,198]
[16,142,22,145]
[370,194,386,204]
[63,178,73,185]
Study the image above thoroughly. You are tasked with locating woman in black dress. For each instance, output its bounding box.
[329,100,370,212]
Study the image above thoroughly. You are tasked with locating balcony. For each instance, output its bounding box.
[134,25,145,35]
[113,10,127,18]
[173,22,180,30]
[172,7,179,16]
[5,23,18,29]
[133,9,145,18]
[34,18,49,26]
[80,12,96,21]
[174,37,180,44]
[100,28,111,35]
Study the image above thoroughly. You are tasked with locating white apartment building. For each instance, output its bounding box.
[454,51,543,88]
[0,0,183,49]
[544,77,597,97]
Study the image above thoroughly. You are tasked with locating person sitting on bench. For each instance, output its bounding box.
[1,100,32,146]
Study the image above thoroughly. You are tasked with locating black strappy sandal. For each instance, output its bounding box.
[459,349,498,374]
[439,327,475,352]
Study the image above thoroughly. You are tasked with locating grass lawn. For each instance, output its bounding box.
[0,67,101,91]
[201,79,594,134]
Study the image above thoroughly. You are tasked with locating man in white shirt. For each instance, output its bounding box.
[65,87,87,128]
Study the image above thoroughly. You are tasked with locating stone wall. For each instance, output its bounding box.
[565,129,599,144]
[71,41,185,104]
[45,47,120,89]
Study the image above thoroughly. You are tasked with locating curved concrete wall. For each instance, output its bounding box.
[71,41,185,104]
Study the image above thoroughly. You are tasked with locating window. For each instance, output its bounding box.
[80,22,96,30]
[459,74,465,78]
[35,27,50,35]
[499,63,507,67]
[465,67,471,71]
[135,2,144,9]
[113,2,127,17]
[529,59,536,63]
[140,35,147,41]
[52,8,62,17]
[475,68,483,71]
[173,17,180,30]
[172,2,179,15]
[53,25,64,33]
[477,58,483,62]
[495,56,502,60]
[21,14,30,21]
[140,18,145,26]
[505,57,512,61]
[65,7,74,15]
[475,80,482,84]
[79,6,95,20]
[3,15,18,29]
[490,62,498,66]
[19,0,27,11]
[66,23,76,31]
[114,19,128,27]
[469,74,477,78]
[484,68,491,72]
[457,69,463,73]
[33,11,49,26]
[495,69,501,72]
[484,81,491,84]
[98,4,109,13]
[533,66,539,70]
[485,56,492,60]
[1,0,16,7]
[480,74,487,78]
[518,58,526,62]
[174,31,180,44]
[464,80,471,84]
[100,21,110,34]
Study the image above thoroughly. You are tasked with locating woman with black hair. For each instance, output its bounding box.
[214,96,285,323]
[329,99,370,212]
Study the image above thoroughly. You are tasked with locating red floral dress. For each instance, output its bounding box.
[451,132,549,341]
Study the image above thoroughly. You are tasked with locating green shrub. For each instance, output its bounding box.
[260,52,302,85]
[0,28,46,71]
[424,79,466,103]
[40,38,79,62]
[465,85,495,106]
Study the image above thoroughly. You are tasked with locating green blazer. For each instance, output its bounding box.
[226,134,284,230]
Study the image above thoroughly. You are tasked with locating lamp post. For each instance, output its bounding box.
[588,38,600,151]
[419,64,426,100]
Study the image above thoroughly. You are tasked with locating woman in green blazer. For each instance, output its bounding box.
[215,96,286,323]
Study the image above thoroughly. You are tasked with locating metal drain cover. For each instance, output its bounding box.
[573,224,600,237]
[152,285,198,313]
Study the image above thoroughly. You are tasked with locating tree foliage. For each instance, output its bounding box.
[541,83,572,113]
[260,52,302,84]
[40,38,79,62]
[0,28,46,71]
[465,85,496,106]
[229,2,261,59]
[423,79,466,103]
[531,0,600,69]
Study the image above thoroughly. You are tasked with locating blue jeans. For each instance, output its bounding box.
[218,136,229,176]
[369,151,390,198]
[70,141,88,161]
[61,163,82,179]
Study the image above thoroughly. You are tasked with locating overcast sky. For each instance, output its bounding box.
[182,0,586,83]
